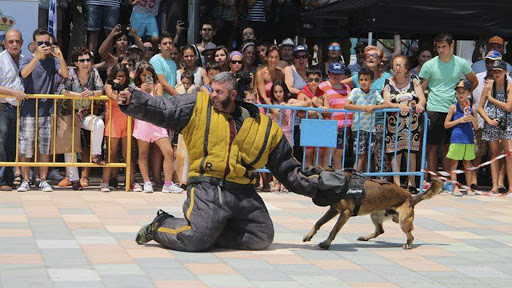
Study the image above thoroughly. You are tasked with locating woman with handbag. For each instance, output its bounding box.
[478,60,512,194]
[57,47,106,189]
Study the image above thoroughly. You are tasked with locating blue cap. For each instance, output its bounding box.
[328,62,346,74]
[490,59,507,71]
[455,80,471,90]
[484,50,502,60]
[293,45,308,54]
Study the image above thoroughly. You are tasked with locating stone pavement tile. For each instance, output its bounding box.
[125,248,175,259]
[213,250,260,259]
[410,245,457,257]
[252,281,306,288]
[455,250,508,262]
[417,271,487,286]
[0,222,30,229]
[63,214,101,223]
[348,283,401,288]
[24,206,61,218]
[67,222,107,230]
[340,254,397,267]
[101,275,157,288]
[308,259,364,271]
[1,267,51,288]
[171,250,222,263]
[72,229,111,237]
[105,225,140,233]
[136,258,185,270]
[0,208,24,214]
[381,275,447,288]
[274,264,332,276]
[48,268,101,281]
[59,208,95,215]
[451,265,512,279]
[154,280,209,288]
[261,254,310,265]
[184,263,238,275]
[291,275,351,288]
[372,251,453,272]
[0,214,28,222]
[81,244,134,264]
[197,275,254,287]
[0,229,33,236]
[33,230,75,240]
[330,270,388,283]
[94,264,145,275]
[53,282,104,288]
[434,231,485,239]
[484,278,512,288]
[0,203,22,208]
[293,250,343,260]
[237,269,293,282]
[441,243,483,252]
[36,239,80,249]
[145,268,198,281]
[75,236,118,245]
[363,264,414,277]
[223,259,275,270]
[41,248,90,266]
[0,253,44,264]
[458,239,510,249]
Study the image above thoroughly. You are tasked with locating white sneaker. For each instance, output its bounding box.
[100,182,110,192]
[17,180,31,192]
[48,169,64,181]
[132,183,143,192]
[38,180,53,192]
[143,182,153,193]
[162,183,184,193]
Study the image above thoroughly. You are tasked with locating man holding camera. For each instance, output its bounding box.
[16,29,68,192]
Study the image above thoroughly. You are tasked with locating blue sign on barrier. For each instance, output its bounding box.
[300,119,338,148]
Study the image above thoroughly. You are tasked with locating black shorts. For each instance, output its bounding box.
[426,111,451,145]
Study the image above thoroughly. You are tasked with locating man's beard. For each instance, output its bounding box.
[221,96,232,110]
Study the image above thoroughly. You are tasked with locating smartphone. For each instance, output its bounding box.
[181,20,189,29]
[120,24,131,34]
[146,74,153,84]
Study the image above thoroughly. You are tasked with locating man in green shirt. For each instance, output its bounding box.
[419,34,478,179]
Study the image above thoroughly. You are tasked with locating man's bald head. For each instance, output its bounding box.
[3,29,23,58]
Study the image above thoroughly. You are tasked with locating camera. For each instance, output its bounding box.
[146,74,153,84]
[498,119,507,131]
[120,24,131,35]
[108,80,123,93]
[234,71,252,85]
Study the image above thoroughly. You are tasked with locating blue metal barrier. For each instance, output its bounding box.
[255,104,430,193]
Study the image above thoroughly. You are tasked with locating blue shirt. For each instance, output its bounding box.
[149,54,177,98]
[347,88,384,132]
[19,53,61,117]
[351,71,391,124]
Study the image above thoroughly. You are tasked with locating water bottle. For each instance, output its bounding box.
[464,99,471,117]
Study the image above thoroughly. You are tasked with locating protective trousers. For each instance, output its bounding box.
[153,182,274,252]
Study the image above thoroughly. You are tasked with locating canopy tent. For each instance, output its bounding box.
[301,0,512,39]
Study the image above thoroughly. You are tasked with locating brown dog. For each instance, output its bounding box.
[304,174,444,250]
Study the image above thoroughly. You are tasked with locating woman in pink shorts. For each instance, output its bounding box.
[132,63,178,193]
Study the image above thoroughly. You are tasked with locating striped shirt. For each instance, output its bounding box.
[247,0,266,22]
[86,0,120,7]
[319,81,352,128]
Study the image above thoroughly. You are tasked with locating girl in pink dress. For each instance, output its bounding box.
[132,63,180,193]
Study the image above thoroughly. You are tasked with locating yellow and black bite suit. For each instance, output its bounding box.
[121,90,346,251]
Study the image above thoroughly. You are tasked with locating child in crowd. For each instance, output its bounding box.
[244,89,258,104]
[132,63,182,193]
[102,64,137,192]
[129,0,162,43]
[200,62,221,94]
[318,63,352,169]
[345,68,387,171]
[175,71,198,94]
[444,80,478,196]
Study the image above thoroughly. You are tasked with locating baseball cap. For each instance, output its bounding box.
[488,36,504,46]
[490,59,507,71]
[455,80,471,91]
[328,62,346,74]
[293,45,308,54]
[201,43,217,56]
[127,45,141,52]
[279,38,295,48]
[484,50,502,60]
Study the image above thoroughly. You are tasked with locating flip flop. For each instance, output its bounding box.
[498,187,507,194]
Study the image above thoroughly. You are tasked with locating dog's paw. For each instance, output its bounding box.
[357,236,369,241]
[303,234,314,242]
[318,241,331,250]
[402,244,412,250]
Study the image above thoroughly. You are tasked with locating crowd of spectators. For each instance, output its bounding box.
[1,0,512,195]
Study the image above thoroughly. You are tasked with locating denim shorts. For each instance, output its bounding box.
[85,4,120,31]
[130,12,159,37]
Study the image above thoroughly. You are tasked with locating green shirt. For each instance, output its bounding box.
[419,55,472,113]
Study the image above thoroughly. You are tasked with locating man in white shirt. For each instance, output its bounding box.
[472,36,512,74]
[0,29,27,190]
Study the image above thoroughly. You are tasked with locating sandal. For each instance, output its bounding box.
[12,174,22,189]
[92,155,107,165]
[80,177,89,188]
[498,187,507,194]
[408,186,418,194]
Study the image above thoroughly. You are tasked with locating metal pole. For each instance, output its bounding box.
[368,32,373,45]
[188,0,200,45]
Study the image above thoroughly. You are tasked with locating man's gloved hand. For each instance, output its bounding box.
[313,170,349,206]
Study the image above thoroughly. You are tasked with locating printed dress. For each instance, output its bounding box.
[384,78,422,154]
[483,91,512,141]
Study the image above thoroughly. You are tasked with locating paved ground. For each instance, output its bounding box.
[1,188,512,288]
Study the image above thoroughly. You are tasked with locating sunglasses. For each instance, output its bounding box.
[231,60,243,64]
[202,28,213,31]
[77,58,92,63]
[294,54,309,60]
[37,41,52,47]
[308,78,320,83]
[145,46,154,51]
[356,49,365,54]
[366,53,380,59]
[328,46,341,51]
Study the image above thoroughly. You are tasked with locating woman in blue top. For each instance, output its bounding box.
[444,80,479,196]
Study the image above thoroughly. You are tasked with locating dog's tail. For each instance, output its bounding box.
[412,177,444,206]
